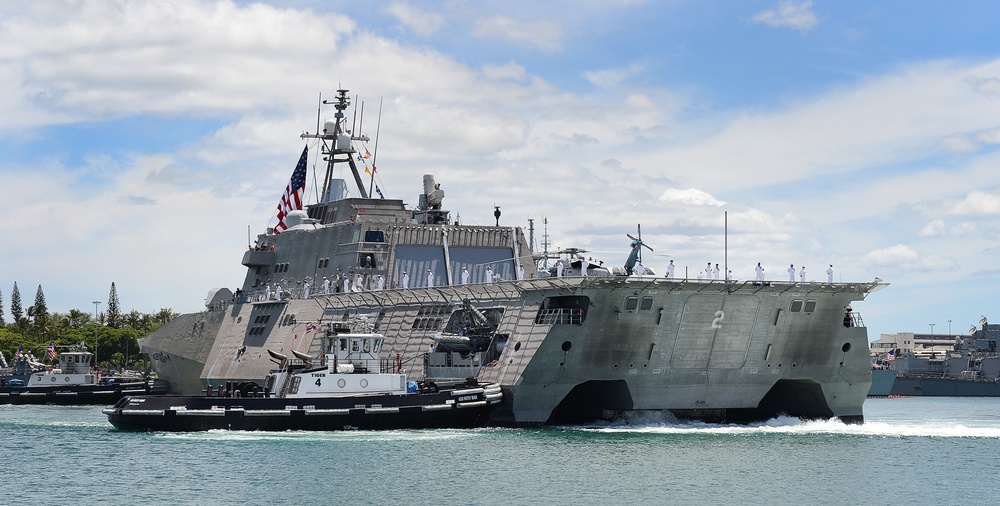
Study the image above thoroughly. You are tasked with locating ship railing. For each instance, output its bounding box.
[534,308,583,325]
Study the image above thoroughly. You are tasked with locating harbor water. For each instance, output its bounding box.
[3,397,999,505]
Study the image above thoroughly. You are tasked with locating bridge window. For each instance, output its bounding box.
[625,297,639,311]
[640,297,653,310]
[364,230,385,242]
[803,300,816,313]
[790,300,803,312]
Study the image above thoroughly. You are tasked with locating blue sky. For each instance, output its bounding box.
[2,0,1000,340]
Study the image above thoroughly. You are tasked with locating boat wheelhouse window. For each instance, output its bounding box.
[790,300,803,312]
[351,339,360,352]
[640,297,653,310]
[340,338,348,351]
[803,300,816,313]
[364,230,385,242]
[372,339,382,353]
[625,297,639,311]
[359,253,376,268]
[363,339,371,353]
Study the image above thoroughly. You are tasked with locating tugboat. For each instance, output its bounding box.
[104,321,502,431]
[0,344,166,405]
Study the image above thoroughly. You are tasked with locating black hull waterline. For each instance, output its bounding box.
[1,381,165,405]
[104,384,501,431]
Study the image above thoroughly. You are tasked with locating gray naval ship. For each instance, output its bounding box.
[141,89,887,425]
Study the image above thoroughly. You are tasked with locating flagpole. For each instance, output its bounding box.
[367,97,382,197]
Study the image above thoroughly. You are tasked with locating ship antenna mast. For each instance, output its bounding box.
[301,89,370,199]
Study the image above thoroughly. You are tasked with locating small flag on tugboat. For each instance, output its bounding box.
[13,343,23,360]
[47,341,58,360]
[275,146,308,234]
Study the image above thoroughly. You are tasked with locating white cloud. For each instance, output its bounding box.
[658,188,726,207]
[752,1,818,33]
[945,190,1000,216]
[862,244,957,273]
[940,135,979,154]
[473,15,564,53]
[385,2,446,36]
[583,63,645,89]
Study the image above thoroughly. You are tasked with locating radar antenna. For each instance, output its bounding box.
[301,89,370,199]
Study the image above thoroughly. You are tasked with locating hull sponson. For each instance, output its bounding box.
[142,277,882,425]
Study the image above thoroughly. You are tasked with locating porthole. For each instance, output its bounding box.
[842,342,851,353]
[514,342,521,352]
[561,341,572,352]
[360,379,368,388]
[337,379,346,388]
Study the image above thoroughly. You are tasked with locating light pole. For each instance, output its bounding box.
[929,323,935,336]
[948,319,952,335]
[92,300,102,372]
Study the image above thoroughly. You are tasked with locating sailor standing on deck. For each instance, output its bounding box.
[354,274,363,292]
[485,266,493,284]
[727,269,733,281]
[581,257,589,277]
[265,284,272,301]
[427,268,434,287]
[799,266,806,282]
[555,260,564,277]
[401,271,410,289]
[636,260,645,279]
[461,267,470,284]
[706,262,712,279]
[343,276,350,293]
[275,283,282,301]
[755,262,764,281]
[302,279,310,298]
[787,264,795,282]
[667,260,675,279]
[827,264,834,283]
[713,263,720,280]
[376,275,384,291]
[322,277,330,294]
[518,265,524,280]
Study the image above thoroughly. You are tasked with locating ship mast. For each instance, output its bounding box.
[300,89,370,200]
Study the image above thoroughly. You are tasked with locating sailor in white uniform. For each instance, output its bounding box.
[827,265,834,283]
[555,260,563,277]
[787,264,795,282]
[302,279,310,298]
[713,264,720,280]
[461,267,470,284]
[518,265,524,280]
[755,263,764,281]
[667,260,675,279]
[354,274,363,292]
[275,284,282,301]
[401,271,410,289]
[264,284,271,301]
[322,277,330,294]
[580,257,589,277]
[799,266,806,282]
[635,260,644,279]
[726,269,733,281]
[485,266,493,284]
[426,269,434,288]
[706,262,712,279]
[376,275,384,291]
[343,276,350,293]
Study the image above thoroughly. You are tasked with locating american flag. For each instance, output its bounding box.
[47,341,58,361]
[13,343,23,360]
[274,146,308,234]
[306,323,318,333]
[885,349,895,362]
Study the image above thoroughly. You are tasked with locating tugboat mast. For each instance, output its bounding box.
[301,89,370,200]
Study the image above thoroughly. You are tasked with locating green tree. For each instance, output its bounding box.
[10,282,22,329]
[32,285,48,334]
[107,282,121,329]
[67,309,92,328]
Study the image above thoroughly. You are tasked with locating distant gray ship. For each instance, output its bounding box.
[140,89,886,425]
[870,320,1000,396]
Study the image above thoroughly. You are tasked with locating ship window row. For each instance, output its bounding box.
[318,258,330,269]
[790,300,817,313]
[274,262,290,273]
[624,296,654,311]
[417,305,450,316]
[535,308,584,325]
[281,314,297,326]
[253,314,273,325]
[248,326,267,336]
[411,317,443,330]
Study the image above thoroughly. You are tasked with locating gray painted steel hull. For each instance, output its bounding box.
[142,277,882,425]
